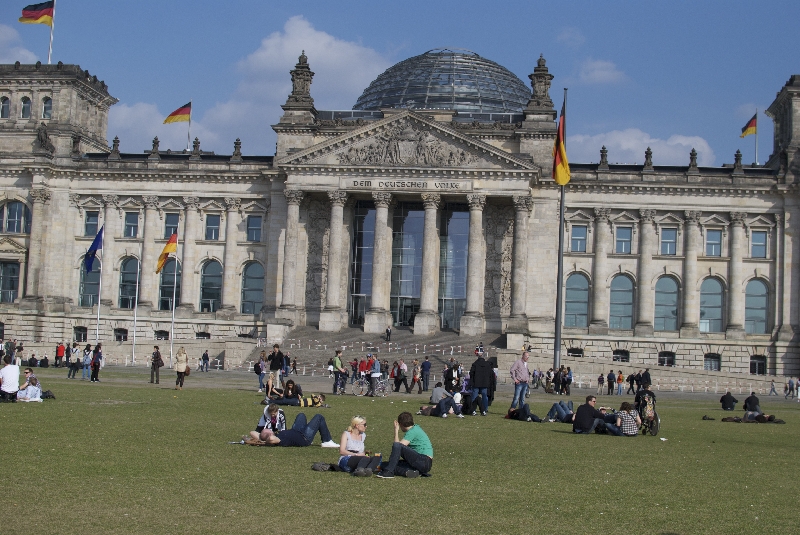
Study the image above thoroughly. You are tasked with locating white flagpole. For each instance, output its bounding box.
[169,231,179,367]
[754,109,759,165]
[95,225,104,343]
[186,99,192,152]
[132,239,142,365]
[47,0,57,65]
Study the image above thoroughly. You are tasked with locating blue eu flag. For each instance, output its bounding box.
[84,226,103,273]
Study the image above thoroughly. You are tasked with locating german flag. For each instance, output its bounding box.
[552,100,570,186]
[163,102,191,124]
[19,1,54,27]
[740,113,757,138]
[156,233,178,274]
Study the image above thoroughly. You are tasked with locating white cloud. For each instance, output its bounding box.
[578,58,626,85]
[109,16,391,155]
[556,27,586,48]
[0,24,37,64]
[568,128,716,166]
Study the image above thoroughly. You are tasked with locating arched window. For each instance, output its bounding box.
[744,279,769,334]
[0,97,9,119]
[200,260,222,312]
[241,262,264,314]
[654,276,679,331]
[159,259,181,311]
[4,202,31,233]
[609,275,634,329]
[41,97,52,119]
[564,273,589,327]
[21,97,31,119]
[118,257,140,309]
[79,259,101,307]
[699,278,724,332]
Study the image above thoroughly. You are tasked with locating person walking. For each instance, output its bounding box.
[509,352,530,410]
[81,344,92,380]
[768,380,778,396]
[291,357,297,375]
[174,346,188,390]
[606,370,615,395]
[201,350,209,372]
[90,344,103,382]
[616,371,624,395]
[256,350,267,393]
[421,356,431,392]
[786,378,794,400]
[626,372,636,394]
[150,345,163,384]
[469,352,495,416]
[332,349,346,394]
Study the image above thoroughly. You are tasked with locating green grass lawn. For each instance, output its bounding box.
[1,368,796,534]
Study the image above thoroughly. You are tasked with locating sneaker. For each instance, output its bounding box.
[320,440,340,448]
[375,470,395,479]
[258,389,263,393]
[471,411,477,416]
[311,462,330,472]
[416,410,422,415]
[404,470,420,478]
[481,411,487,416]
[441,413,447,418]
[526,417,532,422]
[457,414,465,419]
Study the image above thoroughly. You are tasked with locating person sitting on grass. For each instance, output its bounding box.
[249,404,287,442]
[573,395,607,434]
[376,412,432,479]
[272,379,303,406]
[417,393,464,418]
[0,354,20,402]
[17,375,42,402]
[720,391,738,411]
[605,402,641,436]
[505,403,542,422]
[260,412,339,448]
[336,416,382,476]
[743,392,762,414]
[546,400,575,423]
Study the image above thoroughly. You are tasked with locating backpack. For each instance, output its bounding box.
[254,362,262,375]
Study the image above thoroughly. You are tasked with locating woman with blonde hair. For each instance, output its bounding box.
[175,347,188,390]
[338,416,382,476]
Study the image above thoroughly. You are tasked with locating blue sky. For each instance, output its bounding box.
[1,0,796,166]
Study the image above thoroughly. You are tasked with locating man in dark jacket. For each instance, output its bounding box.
[469,354,495,416]
[573,395,606,434]
[719,391,738,411]
[743,392,762,414]
[642,369,652,387]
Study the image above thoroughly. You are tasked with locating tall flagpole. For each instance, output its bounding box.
[95,225,104,343]
[132,239,142,366]
[553,88,568,371]
[186,99,192,152]
[47,0,57,64]
[754,109,759,165]
[169,231,179,367]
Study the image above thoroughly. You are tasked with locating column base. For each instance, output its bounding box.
[319,309,345,332]
[275,306,298,327]
[459,313,484,337]
[364,310,391,334]
[506,332,526,350]
[777,324,797,342]
[506,315,528,334]
[588,321,608,335]
[412,311,439,336]
[175,303,195,318]
[264,319,294,343]
[634,323,654,337]
[216,306,238,321]
[725,325,745,340]
[679,324,700,338]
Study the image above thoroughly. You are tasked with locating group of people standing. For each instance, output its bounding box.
[597,368,652,396]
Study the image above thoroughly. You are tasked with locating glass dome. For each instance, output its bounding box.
[353,48,530,114]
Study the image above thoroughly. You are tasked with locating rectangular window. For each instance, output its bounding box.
[124,212,139,238]
[74,326,88,343]
[205,214,220,241]
[751,231,767,258]
[154,330,170,340]
[615,227,632,254]
[247,215,262,242]
[164,213,179,238]
[114,328,128,342]
[571,225,587,252]
[706,229,722,256]
[85,211,99,236]
[660,228,677,255]
[704,354,721,371]
[195,332,211,339]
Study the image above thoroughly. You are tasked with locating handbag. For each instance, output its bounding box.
[185,365,190,376]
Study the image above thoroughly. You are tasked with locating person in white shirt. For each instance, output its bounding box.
[0,354,20,402]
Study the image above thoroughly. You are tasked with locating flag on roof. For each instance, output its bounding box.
[19,1,54,26]
[552,100,570,186]
[163,102,191,124]
[156,233,178,274]
[740,113,757,138]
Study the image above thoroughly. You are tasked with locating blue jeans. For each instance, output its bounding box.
[471,387,489,413]
[617,383,624,395]
[258,372,265,390]
[82,364,90,379]
[202,361,209,372]
[422,371,430,392]
[547,400,573,421]
[605,423,623,436]
[432,397,461,416]
[511,382,528,409]
[290,413,333,444]
[574,418,605,434]
[382,441,432,476]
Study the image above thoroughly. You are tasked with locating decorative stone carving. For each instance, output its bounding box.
[484,204,514,316]
[594,207,611,221]
[284,190,305,206]
[684,210,701,224]
[224,197,241,211]
[643,147,653,170]
[526,55,554,109]
[451,120,521,131]
[33,122,55,153]
[183,196,200,211]
[142,195,159,209]
[315,118,368,128]
[327,190,348,206]
[733,149,743,172]
[304,197,329,311]
[337,120,477,167]
[231,138,242,161]
[421,193,441,209]
[287,51,314,105]
[191,137,201,158]
[598,146,609,170]
[30,188,51,204]
[689,148,698,170]
[109,136,121,159]
[71,133,81,156]
[730,212,746,226]
[372,192,392,208]
[467,194,486,210]
[149,137,160,160]
[512,195,533,213]
[639,209,656,222]
[102,194,119,208]
[68,192,80,206]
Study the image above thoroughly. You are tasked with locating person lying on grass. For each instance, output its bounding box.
[545,400,575,423]
[417,393,464,418]
[250,404,286,442]
[255,412,339,448]
[375,412,432,479]
[505,403,542,422]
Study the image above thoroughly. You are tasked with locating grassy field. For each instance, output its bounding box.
[0,367,796,535]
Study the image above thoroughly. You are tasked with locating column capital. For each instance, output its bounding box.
[327,190,348,206]
[594,207,611,221]
[467,193,486,210]
[30,187,51,204]
[775,213,784,225]
[372,191,392,208]
[284,189,305,206]
[102,194,119,208]
[684,210,702,224]
[183,196,200,211]
[421,193,441,209]
[730,211,746,226]
[143,195,159,209]
[639,209,656,222]
[225,197,242,211]
[512,195,533,213]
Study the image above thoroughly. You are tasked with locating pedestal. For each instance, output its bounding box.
[364,309,391,334]
[459,313,484,337]
[412,311,439,336]
[318,308,345,332]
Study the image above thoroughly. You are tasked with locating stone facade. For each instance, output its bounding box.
[1,55,799,376]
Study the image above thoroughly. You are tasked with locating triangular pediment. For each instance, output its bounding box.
[0,237,26,253]
[200,200,225,212]
[566,209,594,222]
[701,214,730,226]
[278,111,535,171]
[612,211,639,224]
[117,197,142,209]
[75,195,102,209]
[241,200,269,213]
[657,212,684,225]
[159,198,184,210]
[747,214,775,228]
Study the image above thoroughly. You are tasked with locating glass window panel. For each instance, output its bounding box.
[699,278,724,332]
[80,259,101,307]
[654,276,679,331]
[42,97,52,119]
[118,257,139,309]
[241,262,264,314]
[616,227,632,254]
[706,229,722,256]
[704,353,721,371]
[247,215,262,242]
[0,262,20,303]
[609,275,634,329]
[571,225,587,252]
[21,97,30,119]
[564,273,589,327]
[159,259,181,311]
[0,98,9,119]
[164,213,179,238]
[85,211,99,236]
[200,260,222,312]
[751,231,767,258]
[205,214,220,240]
[745,279,768,334]
[5,202,25,233]
[660,228,677,255]
[124,212,139,238]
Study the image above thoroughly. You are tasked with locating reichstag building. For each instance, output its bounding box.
[0,49,798,374]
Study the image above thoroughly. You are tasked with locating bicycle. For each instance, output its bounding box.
[370,377,389,397]
[352,375,369,396]
[334,372,348,395]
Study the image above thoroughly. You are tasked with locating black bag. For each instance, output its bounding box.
[41,390,55,399]
[254,362,262,375]
[461,394,474,415]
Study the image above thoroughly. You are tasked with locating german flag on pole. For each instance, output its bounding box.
[740,113,757,138]
[19,1,54,26]
[552,100,570,186]
[163,102,191,124]
[156,233,178,274]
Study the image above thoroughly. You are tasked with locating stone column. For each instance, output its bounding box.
[277,190,304,324]
[508,195,532,332]
[178,197,199,313]
[460,194,487,336]
[635,209,656,336]
[138,196,159,309]
[726,212,746,337]
[220,197,241,312]
[319,190,348,332]
[25,187,51,297]
[680,210,701,336]
[775,213,786,336]
[414,193,441,336]
[99,194,118,306]
[364,192,393,334]
[589,208,611,334]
